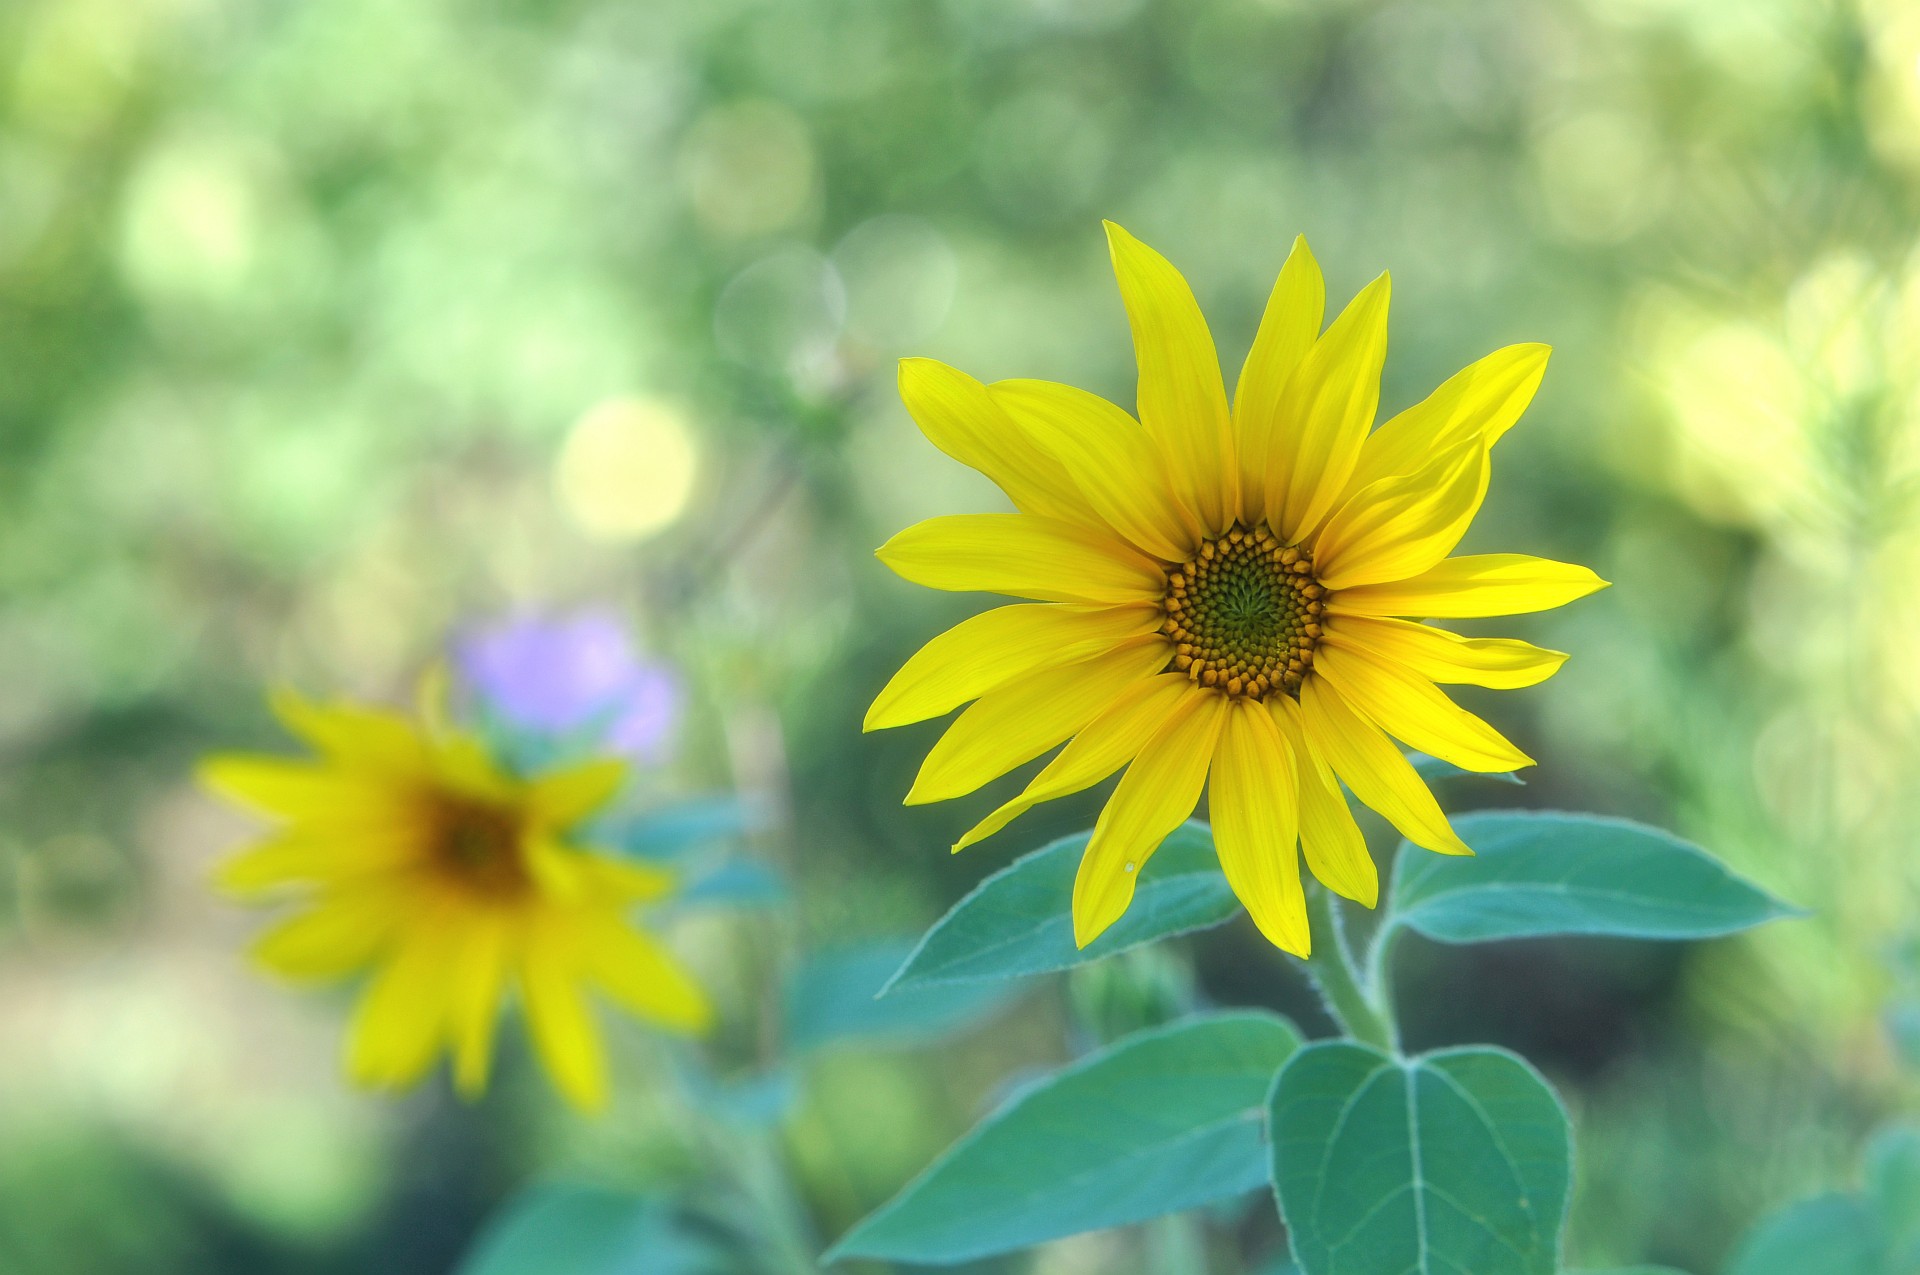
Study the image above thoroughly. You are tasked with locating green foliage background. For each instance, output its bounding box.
[2,0,1918,1270]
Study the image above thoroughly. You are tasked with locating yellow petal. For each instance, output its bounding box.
[865,603,1162,731]
[269,689,428,774]
[1209,700,1308,955]
[1234,235,1325,524]
[518,916,608,1111]
[1344,343,1550,494]
[1313,643,1533,773]
[577,852,678,903]
[450,913,511,1098]
[346,918,455,1090]
[877,513,1165,605]
[576,910,712,1035]
[898,358,1094,522]
[1267,272,1391,541]
[1071,690,1227,947]
[989,379,1200,561]
[953,673,1198,852]
[1297,675,1470,857]
[1311,441,1488,591]
[1270,697,1377,908]
[1323,615,1567,690]
[215,826,417,896]
[252,887,408,980]
[907,639,1171,804]
[1329,553,1609,619]
[527,757,628,828]
[199,756,402,821]
[1104,221,1236,532]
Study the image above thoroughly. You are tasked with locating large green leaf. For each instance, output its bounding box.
[458,1185,729,1275]
[784,940,1018,1052]
[881,822,1238,994]
[1383,811,1797,947]
[827,1011,1301,1264]
[1408,752,1522,786]
[1268,1041,1571,1275]
[1723,1194,1885,1275]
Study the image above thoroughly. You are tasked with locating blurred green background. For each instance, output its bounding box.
[5,0,1920,1270]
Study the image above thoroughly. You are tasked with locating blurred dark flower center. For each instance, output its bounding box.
[429,797,529,897]
[1161,523,1324,700]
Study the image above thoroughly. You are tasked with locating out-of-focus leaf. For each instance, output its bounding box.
[1567,1268,1692,1274]
[677,858,787,908]
[1407,752,1523,786]
[1723,1194,1885,1275]
[881,822,1237,994]
[692,1067,798,1129]
[1382,811,1799,947]
[826,1012,1300,1264]
[458,1184,729,1275]
[785,939,1019,1052]
[1268,1042,1570,1275]
[590,797,761,861]
[1868,1126,1920,1265]
[1885,1002,1920,1070]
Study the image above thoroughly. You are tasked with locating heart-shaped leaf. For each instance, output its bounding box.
[1268,1041,1571,1275]
[828,1011,1300,1264]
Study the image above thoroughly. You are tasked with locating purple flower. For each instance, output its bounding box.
[456,610,681,765]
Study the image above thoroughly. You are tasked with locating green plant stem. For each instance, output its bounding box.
[1301,885,1397,1053]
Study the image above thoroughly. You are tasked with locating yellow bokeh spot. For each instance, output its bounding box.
[554,397,698,542]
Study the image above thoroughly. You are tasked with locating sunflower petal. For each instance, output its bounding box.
[1209,700,1308,955]
[1071,690,1227,947]
[877,513,1165,604]
[1271,698,1377,907]
[952,674,1197,851]
[1297,675,1470,857]
[989,379,1200,561]
[199,756,401,821]
[1324,615,1567,689]
[450,913,511,1098]
[1268,272,1391,541]
[1329,553,1609,619]
[519,916,608,1111]
[527,758,628,828]
[1313,643,1532,773]
[1311,441,1488,591]
[1105,222,1236,532]
[906,639,1171,804]
[1234,236,1325,524]
[576,911,712,1034]
[1344,343,1550,494]
[252,887,408,980]
[215,826,417,896]
[865,603,1161,731]
[345,919,455,1089]
[269,690,428,774]
[898,357,1093,522]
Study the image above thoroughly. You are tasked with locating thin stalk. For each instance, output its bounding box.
[1300,885,1396,1053]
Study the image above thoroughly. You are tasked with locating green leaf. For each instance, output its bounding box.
[1567,1268,1692,1274]
[1723,1194,1885,1275]
[1408,752,1523,786]
[881,822,1238,994]
[677,858,788,909]
[458,1185,728,1275]
[784,939,1019,1052]
[1383,811,1798,947]
[827,1011,1301,1264]
[1867,1126,1920,1265]
[1268,1041,1571,1275]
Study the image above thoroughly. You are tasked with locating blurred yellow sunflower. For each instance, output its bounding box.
[201,683,709,1111]
[866,222,1607,956]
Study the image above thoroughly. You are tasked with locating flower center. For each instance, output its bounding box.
[429,797,530,897]
[1160,523,1324,700]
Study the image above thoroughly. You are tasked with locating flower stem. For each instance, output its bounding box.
[1301,885,1397,1053]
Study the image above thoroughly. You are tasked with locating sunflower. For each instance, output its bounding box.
[865,223,1607,956]
[201,683,709,1110]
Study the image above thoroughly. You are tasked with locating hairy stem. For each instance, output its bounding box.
[1301,885,1397,1053]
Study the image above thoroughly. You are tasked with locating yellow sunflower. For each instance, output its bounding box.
[865,222,1607,956]
[200,684,710,1111]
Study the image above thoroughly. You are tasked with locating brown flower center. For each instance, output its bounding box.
[1160,522,1325,700]
[428,796,530,897]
